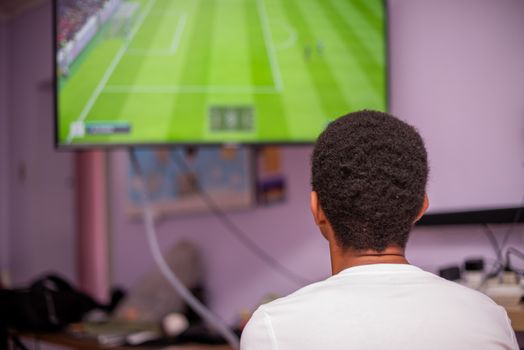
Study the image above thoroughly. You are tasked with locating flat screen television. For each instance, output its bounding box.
[54,0,388,147]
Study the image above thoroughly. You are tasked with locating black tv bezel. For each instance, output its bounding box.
[53,0,390,150]
[417,207,524,226]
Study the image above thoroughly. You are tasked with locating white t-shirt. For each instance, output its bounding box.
[240,264,518,350]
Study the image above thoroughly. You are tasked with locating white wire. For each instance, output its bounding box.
[134,158,240,349]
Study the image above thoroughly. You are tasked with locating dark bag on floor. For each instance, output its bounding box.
[0,274,103,331]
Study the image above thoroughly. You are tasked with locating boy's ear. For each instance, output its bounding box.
[310,191,327,225]
[311,191,332,242]
[414,194,429,223]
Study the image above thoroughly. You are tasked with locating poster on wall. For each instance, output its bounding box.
[128,147,254,218]
[256,147,287,205]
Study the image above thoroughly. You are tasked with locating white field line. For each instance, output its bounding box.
[170,13,187,54]
[103,85,278,94]
[66,0,157,143]
[256,0,283,92]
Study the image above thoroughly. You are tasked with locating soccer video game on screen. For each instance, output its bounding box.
[56,0,387,146]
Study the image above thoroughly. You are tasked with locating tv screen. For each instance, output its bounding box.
[55,0,387,147]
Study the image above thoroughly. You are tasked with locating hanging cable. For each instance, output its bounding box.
[129,149,240,350]
[481,190,524,278]
[170,148,311,286]
[505,247,524,275]
[481,224,505,279]
[482,224,503,264]
[500,192,524,249]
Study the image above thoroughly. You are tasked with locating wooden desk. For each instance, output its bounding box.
[15,305,524,347]
[505,304,524,332]
[15,331,232,350]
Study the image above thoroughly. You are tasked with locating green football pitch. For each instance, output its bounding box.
[58,0,386,145]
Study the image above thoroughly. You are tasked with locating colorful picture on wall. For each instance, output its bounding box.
[128,147,254,218]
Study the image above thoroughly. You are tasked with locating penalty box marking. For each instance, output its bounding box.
[124,0,282,93]
[67,0,283,143]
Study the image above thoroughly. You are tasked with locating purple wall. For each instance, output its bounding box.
[0,20,9,285]
[387,0,524,281]
[3,2,76,285]
[110,149,524,324]
[1,0,523,333]
[109,0,524,325]
[389,0,524,214]
[110,147,330,323]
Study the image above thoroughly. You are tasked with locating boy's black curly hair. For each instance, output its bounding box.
[311,110,428,251]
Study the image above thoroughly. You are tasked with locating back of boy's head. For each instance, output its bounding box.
[311,110,428,251]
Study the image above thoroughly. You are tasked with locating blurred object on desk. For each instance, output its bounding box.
[114,241,204,323]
